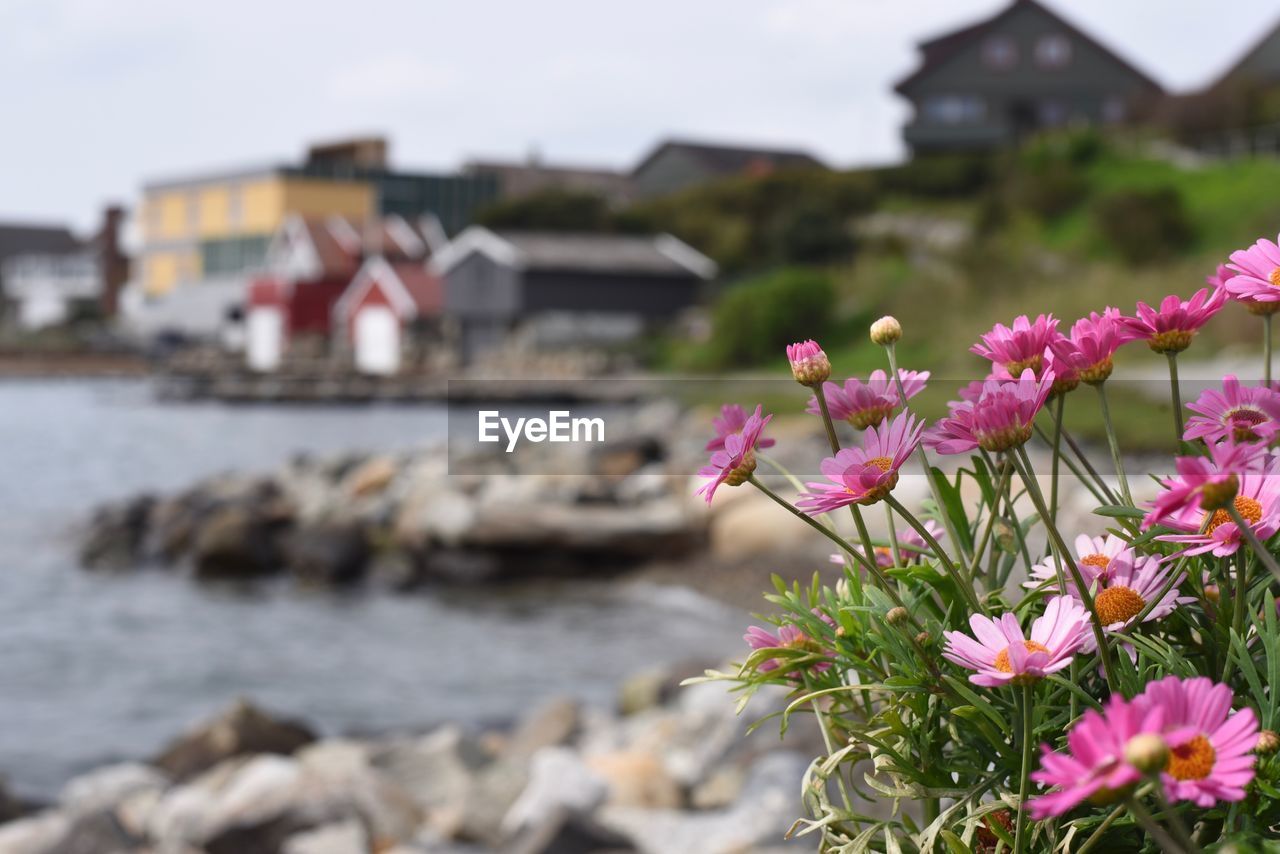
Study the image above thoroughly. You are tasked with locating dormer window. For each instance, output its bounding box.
[982,36,1018,70]
[1035,35,1072,68]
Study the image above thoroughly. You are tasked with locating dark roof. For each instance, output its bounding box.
[631,139,826,178]
[0,223,81,264]
[497,232,706,276]
[464,160,633,200]
[1210,16,1280,88]
[894,0,1163,95]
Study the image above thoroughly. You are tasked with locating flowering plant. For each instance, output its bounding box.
[689,234,1280,851]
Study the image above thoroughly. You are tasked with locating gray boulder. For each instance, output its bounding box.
[152,699,316,781]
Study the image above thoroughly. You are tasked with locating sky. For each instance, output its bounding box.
[2,0,1278,233]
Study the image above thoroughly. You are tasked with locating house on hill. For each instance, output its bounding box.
[630,139,826,198]
[432,228,716,361]
[894,0,1162,155]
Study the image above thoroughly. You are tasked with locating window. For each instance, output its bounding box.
[1103,96,1127,124]
[1035,35,1072,68]
[982,36,1018,70]
[1039,100,1069,127]
[923,95,987,125]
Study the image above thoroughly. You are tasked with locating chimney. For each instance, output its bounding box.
[97,205,128,317]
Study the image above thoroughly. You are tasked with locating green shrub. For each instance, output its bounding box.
[1013,161,1091,220]
[1093,186,1194,265]
[872,154,995,198]
[476,190,613,232]
[706,268,835,367]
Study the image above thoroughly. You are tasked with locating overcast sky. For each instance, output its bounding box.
[2,0,1277,232]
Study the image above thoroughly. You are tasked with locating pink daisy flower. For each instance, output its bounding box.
[830,519,946,568]
[1157,461,1280,557]
[1025,533,1133,595]
[1143,439,1270,529]
[786,339,830,386]
[705,403,776,452]
[1027,694,1164,819]
[695,406,771,504]
[1137,675,1258,806]
[797,412,922,514]
[923,370,1054,455]
[806,370,930,430]
[744,616,833,676]
[1184,375,1280,444]
[1066,553,1193,649]
[1117,288,1227,355]
[1225,234,1280,306]
[971,314,1059,376]
[942,596,1090,688]
[1055,309,1125,384]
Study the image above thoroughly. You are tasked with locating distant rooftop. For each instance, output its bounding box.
[631,138,827,178]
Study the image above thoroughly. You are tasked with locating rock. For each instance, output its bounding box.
[708,492,816,560]
[152,699,316,781]
[367,550,423,591]
[283,522,370,585]
[616,670,666,717]
[0,811,70,854]
[45,809,144,854]
[507,697,579,758]
[60,763,169,818]
[501,748,607,839]
[368,726,488,819]
[509,807,636,854]
[344,456,399,498]
[454,758,529,846]
[393,489,477,550]
[596,751,810,854]
[282,819,368,854]
[0,776,36,825]
[191,504,287,580]
[584,751,681,809]
[295,740,420,844]
[80,494,155,569]
[689,766,745,810]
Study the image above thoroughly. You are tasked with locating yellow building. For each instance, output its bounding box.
[139,168,374,296]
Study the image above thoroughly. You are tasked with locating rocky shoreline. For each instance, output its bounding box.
[0,661,822,854]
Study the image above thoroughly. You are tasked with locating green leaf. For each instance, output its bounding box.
[940,829,974,854]
[1092,504,1144,519]
[931,465,975,554]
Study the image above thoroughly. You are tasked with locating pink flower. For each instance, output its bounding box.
[806,370,929,430]
[695,406,771,504]
[942,596,1090,688]
[1225,234,1280,306]
[1068,553,1192,648]
[1117,289,1226,354]
[786,339,831,386]
[1156,461,1280,557]
[1025,533,1133,596]
[1027,694,1163,819]
[1054,309,1125,384]
[831,519,946,568]
[797,412,922,513]
[1143,439,1270,528]
[1137,676,1258,807]
[924,370,1054,455]
[971,314,1059,376]
[706,404,776,452]
[1184,375,1280,444]
[745,618,832,676]
[1208,263,1237,290]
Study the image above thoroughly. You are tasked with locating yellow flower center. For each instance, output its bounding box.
[1094,585,1146,624]
[992,640,1051,673]
[1006,354,1042,376]
[867,456,894,472]
[1205,496,1263,534]
[1080,553,1111,570]
[1166,735,1216,781]
[1269,268,1280,288]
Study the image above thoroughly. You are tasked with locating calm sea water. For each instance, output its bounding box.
[0,380,742,798]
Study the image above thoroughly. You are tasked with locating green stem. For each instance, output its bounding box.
[1013,682,1034,854]
[1094,381,1133,506]
[812,382,843,457]
[968,459,1012,582]
[1076,803,1127,854]
[1050,394,1065,525]
[1012,446,1118,692]
[1228,503,1280,584]
[803,671,855,814]
[1225,550,1249,682]
[1152,778,1202,854]
[1167,352,1184,442]
[884,342,970,563]
[885,493,984,614]
[1127,797,1190,854]
[883,502,904,568]
[1266,313,1274,386]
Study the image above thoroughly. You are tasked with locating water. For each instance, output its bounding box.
[0,380,743,798]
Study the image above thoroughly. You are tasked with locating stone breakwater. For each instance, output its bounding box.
[78,404,733,587]
[0,665,822,854]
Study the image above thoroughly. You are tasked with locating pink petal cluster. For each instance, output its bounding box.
[695,405,771,504]
[971,314,1059,376]
[706,403,777,452]
[1025,534,1134,596]
[924,370,1053,455]
[1224,233,1280,307]
[786,339,831,386]
[942,596,1090,687]
[1117,289,1226,354]
[806,370,929,430]
[744,613,834,676]
[797,412,923,513]
[1052,309,1125,384]
[1184,375,1280,444]
[1156,460,1280,557]
[1143,439,1269,529]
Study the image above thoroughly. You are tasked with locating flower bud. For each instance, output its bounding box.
[1124,733,1170,776]
[722,450,757,487]
[1256,729,1280,756]
[914,631,930,647]
[886,606,909,626]
[870,316,902,346]
[1203,584,1220,605]
[1199,474,1239,511]
[786,340,830,387]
